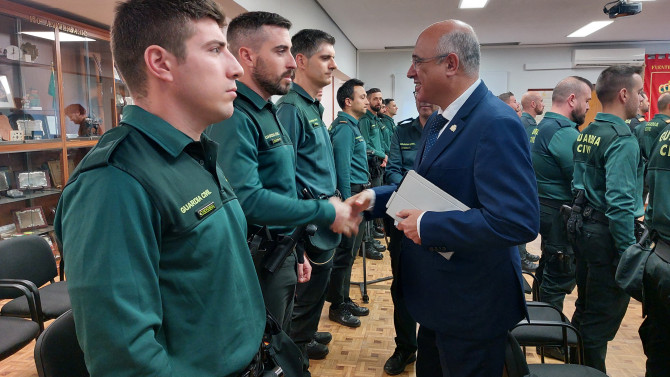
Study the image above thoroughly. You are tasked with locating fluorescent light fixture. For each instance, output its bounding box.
[459,0,489,9]
[567,21,613,38]
[20,31,95,42]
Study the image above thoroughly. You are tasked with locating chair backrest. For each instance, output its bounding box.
[0,236,57,298]
[34,310,89,377]
[504,332,531,377]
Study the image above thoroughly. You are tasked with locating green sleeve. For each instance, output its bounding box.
[604,137,639,253]
[330,125,354,199]
[208,114,335,227]
[276,103,303,160]
[549,127,579,184]
[56,167,175,377]
[385,129,404,185]
[358,118,385,158]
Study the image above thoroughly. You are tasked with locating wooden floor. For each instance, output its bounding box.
[0,237,647,377]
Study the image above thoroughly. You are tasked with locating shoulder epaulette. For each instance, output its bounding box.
[639,116,646,122]
[612,123,633,137]
[397,117,414,126]
[665,119,670,124]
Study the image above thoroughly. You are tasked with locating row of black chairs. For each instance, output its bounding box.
[0,235,80,376]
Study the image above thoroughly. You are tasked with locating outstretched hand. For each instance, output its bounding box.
[345,190,374,217]
[329,197,362,236]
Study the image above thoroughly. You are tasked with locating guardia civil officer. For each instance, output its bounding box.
[639,117,670,377]
[379,98,396,158]
[636,93,670,162]
[205,15,358,373]
[532,76,592,316]
[571,65,645,373]
[327,78,372,329]
[55,1,267,375]
[520,91,545,137]
[275,29,362,376]
[383,96,438,375]
[626,90,649,133]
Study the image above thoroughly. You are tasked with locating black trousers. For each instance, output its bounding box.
[571,220,630,373]
[639,251,670,377]
[385,215,418,354]
[416,326,506,377]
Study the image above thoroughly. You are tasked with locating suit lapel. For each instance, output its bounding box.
[417,82,489,174]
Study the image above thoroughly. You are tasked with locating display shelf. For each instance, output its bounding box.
[0,188,60,205]
[0,55,52,69]
[0,140,63,152]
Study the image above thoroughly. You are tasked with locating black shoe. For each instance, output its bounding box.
[536,346,566,362]
[313,331,332,345]
[306,339,329,359]
[345,298,369,316]
[329,304,361,328]
[372,240,387,252]
[372,229,385,238]
[360,246,384,260]
[384,348,417,375]
[525,252,540,262]
[521,258,538,272]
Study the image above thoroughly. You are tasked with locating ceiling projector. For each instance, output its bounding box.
[603,0,642,18]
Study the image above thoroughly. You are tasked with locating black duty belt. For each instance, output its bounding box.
[350,182,371,194]
[539,197,568,210]
[583,205,609,225]
[239,344,264,377]
[655,238,670,263]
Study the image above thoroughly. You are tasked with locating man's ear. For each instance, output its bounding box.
[443,53,459,77]
[237,46,255,68]
[618,88,628,105]
[295,53,307,70]
[144,45,175,83]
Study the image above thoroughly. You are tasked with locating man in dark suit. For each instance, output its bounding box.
[350,19,539,377]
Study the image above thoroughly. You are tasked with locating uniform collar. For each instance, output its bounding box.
[364,109,379,120]
[543,112,576,128]
[291,83,318,104]
[594,112,628,128]
[120,105,198,158]
[651,113,670,122]
[412,117,424,131]
[236,81,275,112]
[522,112,535,120]
[337,111,359,124]
[379,113,393,121]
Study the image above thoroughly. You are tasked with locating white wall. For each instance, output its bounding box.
[234,0,357,78]
[359,42,670,121]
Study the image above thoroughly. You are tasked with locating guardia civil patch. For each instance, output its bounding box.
[196,202,216,219]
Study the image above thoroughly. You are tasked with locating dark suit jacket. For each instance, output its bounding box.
[372,81,539,340]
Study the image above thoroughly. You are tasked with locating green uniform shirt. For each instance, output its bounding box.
[357,110,386,159]
[635,113,670,161]
[645,123,670,241]
[329,111,369,199]
[573,112,644,253]
[531,112,579,202]
[625,114,646,133]
[521,112,538,131]
[276,83,337,198]
[55,105,265,377]
[386,117,423,185]
[205,82,334,234]
[378,113,396,155]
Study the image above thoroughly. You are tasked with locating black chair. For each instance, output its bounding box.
[522,271,539,300]
[504,332,607,377]
[34,310,89,377]
[0,281,41,361]
[0,235,70,331]
[512,302,582,364]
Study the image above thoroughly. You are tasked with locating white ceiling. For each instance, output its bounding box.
[12,0,670,49]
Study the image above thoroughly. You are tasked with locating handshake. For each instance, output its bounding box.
[328,191,375,237]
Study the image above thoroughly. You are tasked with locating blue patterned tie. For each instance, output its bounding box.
[422,114,449,162]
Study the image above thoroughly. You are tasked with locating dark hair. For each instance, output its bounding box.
[497,92,515,104]
[291,29,335,58]
[595,65,642,104]
[366,88,381,97]
[111,0,225,98]
[383,98,395,105]
[64,104,86,115]
[337,78,365,108]
[227,12,292,58]
[552,76,593,103]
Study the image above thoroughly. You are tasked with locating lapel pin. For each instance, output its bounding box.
[450,124,457,132]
